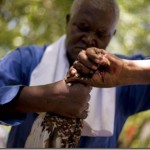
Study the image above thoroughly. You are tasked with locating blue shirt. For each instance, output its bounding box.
[0,45,150,148]
[0,45,47,125]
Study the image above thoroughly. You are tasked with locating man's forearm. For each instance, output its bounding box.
[0,85,48,112]
[121,59,150,85]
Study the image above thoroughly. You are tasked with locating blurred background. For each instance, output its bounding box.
[0,0,150,148]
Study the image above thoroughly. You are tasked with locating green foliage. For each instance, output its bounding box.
[0,0,73,57]
[108,0,150,55]
[118,110,150,148]
[0,0,150,57]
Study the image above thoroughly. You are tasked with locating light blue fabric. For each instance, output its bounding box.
[0,86,21,104]
[0,45,47,126]
[1,43,150,148]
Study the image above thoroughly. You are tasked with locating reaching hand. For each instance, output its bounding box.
[66,47,124,87]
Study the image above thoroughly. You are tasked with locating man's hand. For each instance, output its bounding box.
[7,80,91,119]
[66,47,124,87]
[44,80,92,119]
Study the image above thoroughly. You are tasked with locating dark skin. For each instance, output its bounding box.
[1,81,91,119]
[1,2,117,119]
[66,48,124,87]
[66,2,116,66]
[68,47,150,87]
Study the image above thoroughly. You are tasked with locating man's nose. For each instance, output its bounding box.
[82,33,97,47]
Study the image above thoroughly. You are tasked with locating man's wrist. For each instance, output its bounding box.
[121,59,150,85]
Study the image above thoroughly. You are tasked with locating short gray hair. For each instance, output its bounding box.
[70,0,120,24]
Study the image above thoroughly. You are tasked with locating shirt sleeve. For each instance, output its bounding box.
[117,54,150,117]
[129,54,150,115]
[0,49,24,105]
[0,45,46,125]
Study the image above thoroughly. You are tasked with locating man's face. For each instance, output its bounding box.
[66,3,117,65]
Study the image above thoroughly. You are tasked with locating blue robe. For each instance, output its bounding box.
[0,44,150,148]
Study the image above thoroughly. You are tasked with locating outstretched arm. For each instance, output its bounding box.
[0,80,91,119]
[66,47,150,87]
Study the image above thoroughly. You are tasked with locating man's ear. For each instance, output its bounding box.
[66,14,70,25]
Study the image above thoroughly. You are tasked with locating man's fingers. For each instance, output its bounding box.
[86,48,107,64]
[73,60,96,74]
[66,66,78,80]
[69,66,77,76]
[80,102,90,119]
[81,110,88,119]
[77,50,98,70]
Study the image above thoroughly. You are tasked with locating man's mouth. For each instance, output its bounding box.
[74,46,87,52]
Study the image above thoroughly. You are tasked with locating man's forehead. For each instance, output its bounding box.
[74,7,114,23]
[70,0,119,25]
[74,2,112,18]
[79,0,112,11]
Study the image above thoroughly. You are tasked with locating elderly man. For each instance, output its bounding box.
[0,0,149,148]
